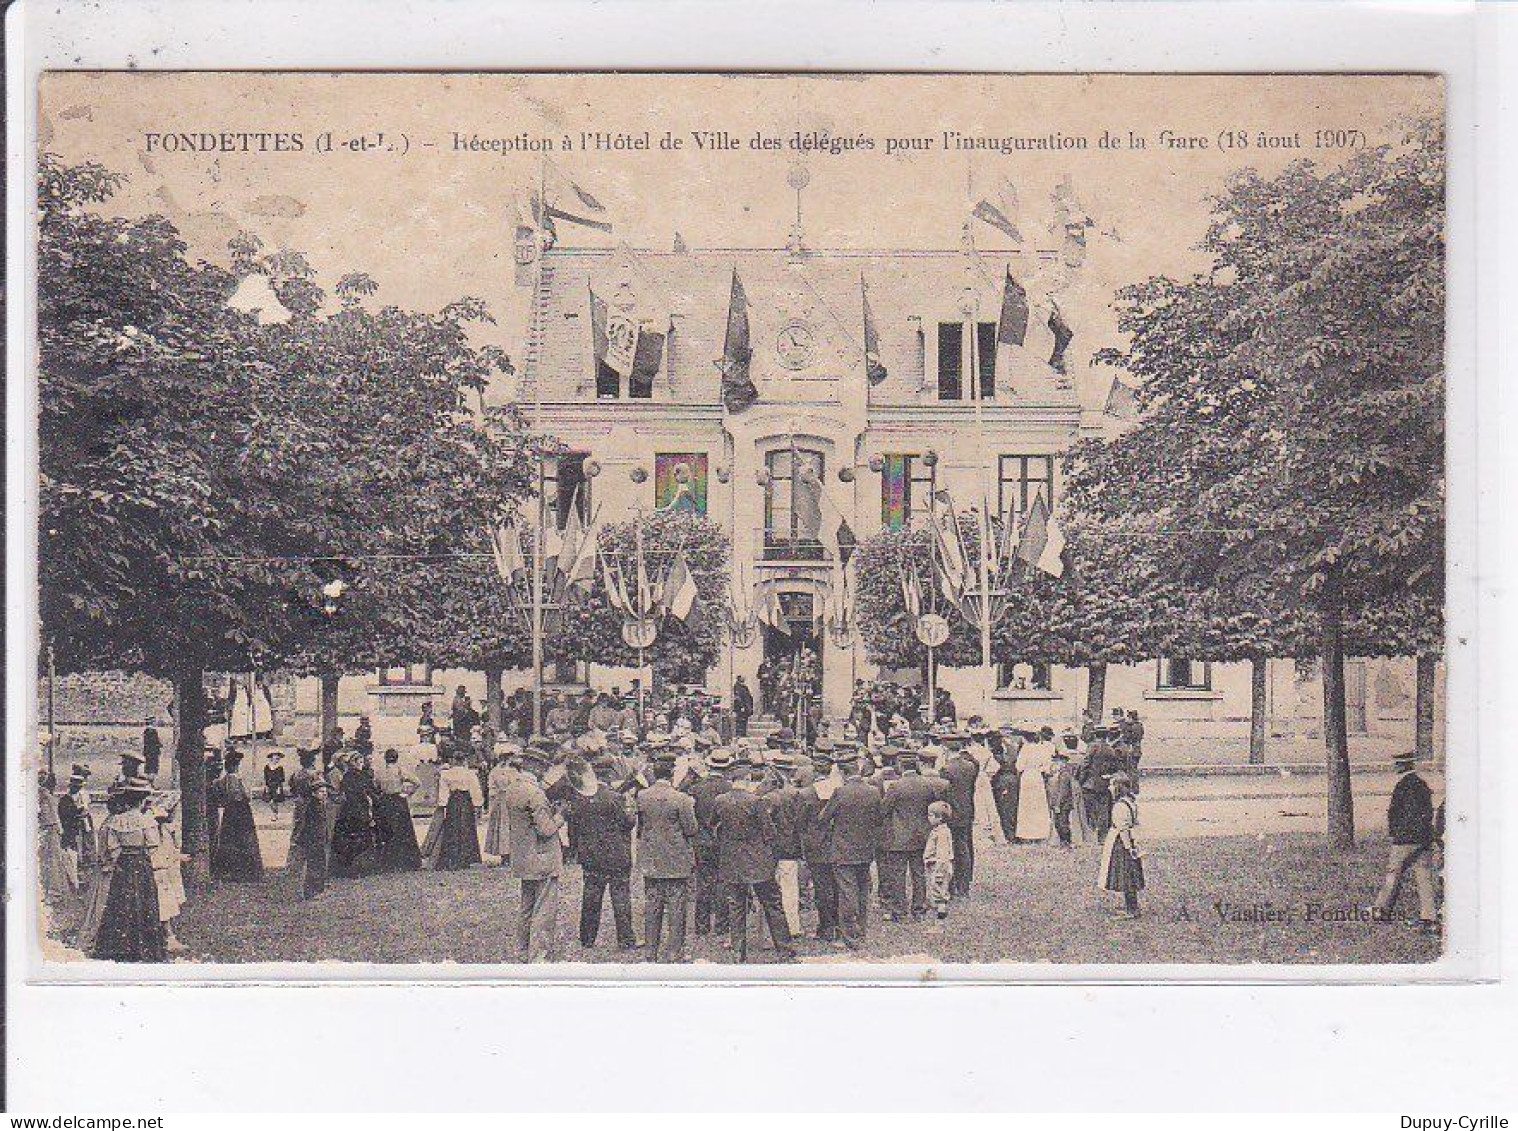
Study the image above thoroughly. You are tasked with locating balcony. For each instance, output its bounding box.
[757,528,831,563]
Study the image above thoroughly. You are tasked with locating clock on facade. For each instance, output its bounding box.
[775,319,816,369]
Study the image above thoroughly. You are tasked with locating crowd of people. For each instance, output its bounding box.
[37,675,1444,963]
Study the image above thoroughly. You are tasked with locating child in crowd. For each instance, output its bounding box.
[924,800,955,920]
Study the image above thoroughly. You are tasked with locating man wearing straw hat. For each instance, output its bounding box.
[506,745,568,962]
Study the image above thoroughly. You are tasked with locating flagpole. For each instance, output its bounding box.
[965,273,995,721]
[531,152,547,739]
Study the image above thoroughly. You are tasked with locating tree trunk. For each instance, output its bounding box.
[484,664,504,733]
[1321,590,1355,851]
[319,671,340,749]
[1415,654,1437,762]
[173,669,210,892]
[1248,656,1268,766]
[1086,662,1108,724]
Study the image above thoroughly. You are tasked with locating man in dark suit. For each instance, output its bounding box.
[821,747,884,950]
[732,676,755,738]
[565,757,637,951]
[880,749,947,921]
[765,754,807,937]
[635,753,699,962]
[938,733,980,897]
[798,745,842,943]
[685,748,733,937]
[712,764,796,962]
[1372,753,1439,933]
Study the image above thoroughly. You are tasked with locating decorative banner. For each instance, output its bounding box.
[621,617,658,650]
[915,612,950,648]
[655,453,708,515]
[604,309,639,376]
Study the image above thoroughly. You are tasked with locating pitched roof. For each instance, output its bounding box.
[522,245,1084,409]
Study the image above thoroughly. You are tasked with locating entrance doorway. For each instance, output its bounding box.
[758,591,823,736]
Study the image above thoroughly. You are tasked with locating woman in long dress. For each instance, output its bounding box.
[427,753,483,871]
[150,800,187,952]
[76,791,126,953]
[482,754,517,864]
[209,752,265,881]
[1098,772,1145,918]
[329,760,379,877]
[287,750,329,900]
[38,772,78,905]
[372,750,422,872]
[1013,733,1054,843]
[91,777,167,963]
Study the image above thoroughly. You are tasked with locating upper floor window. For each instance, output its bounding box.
[998,455,1055,523]
[880,454,935,531]
[937,321,996,401]
[1157,657,1212,692]
[764,447,825,559]
[544,452,592,530]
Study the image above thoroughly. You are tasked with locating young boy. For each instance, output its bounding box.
[924,800,955,920]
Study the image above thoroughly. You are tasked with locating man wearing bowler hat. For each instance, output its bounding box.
[506,746,567,962]
[798,741,843,943]
[711,760,796,962]
[820,744,884,950]
[635,752,699,962]
[880,748,947,921]
[938,730,981,897]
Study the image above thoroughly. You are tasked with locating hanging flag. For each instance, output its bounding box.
[629,321,666,394]
[529,194,558,248]
[1048,302,1074,374]
[862,275,888,386]
[996,269,1030,348]
[901,568,922,620]
[754,586,790,637]
[602,554,632,617]
[1037,514,1067,578]
[1104,375,1139,419]
[590,287,639,377]
[716,269,758,413]
[1015,491,1051,571]
[564,515,599,592]
[971,198,1021,243]
[490,523,528,584]
[836,517,858,570]
[540,160,612,232]
[932,502,968,603]
[661,551,699,622]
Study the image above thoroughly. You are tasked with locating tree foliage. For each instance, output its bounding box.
[552,510,730,685]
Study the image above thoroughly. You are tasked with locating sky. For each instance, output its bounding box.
[39,72,1441,405]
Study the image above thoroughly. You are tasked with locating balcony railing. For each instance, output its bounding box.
[757,529,830,562]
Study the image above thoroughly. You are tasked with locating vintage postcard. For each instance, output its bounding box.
[30,71,1449,976]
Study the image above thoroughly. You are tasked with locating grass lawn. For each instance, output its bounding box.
[157,831,1442,967]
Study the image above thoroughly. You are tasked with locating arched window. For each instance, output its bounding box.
[764,447,825,559]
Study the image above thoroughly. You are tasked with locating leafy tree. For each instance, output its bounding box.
[1067,117,1444,848]
[553,510,730,687]
[38,155,542,884]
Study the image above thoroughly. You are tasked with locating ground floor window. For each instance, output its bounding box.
[1157,657,1212,691]
[998,660,1052,692]
[998,454,1056,523]
[377,663,433,687]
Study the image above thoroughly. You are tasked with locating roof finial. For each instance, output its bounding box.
[787,161,811,256]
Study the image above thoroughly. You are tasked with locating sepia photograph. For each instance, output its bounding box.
[28,70,1450,976]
